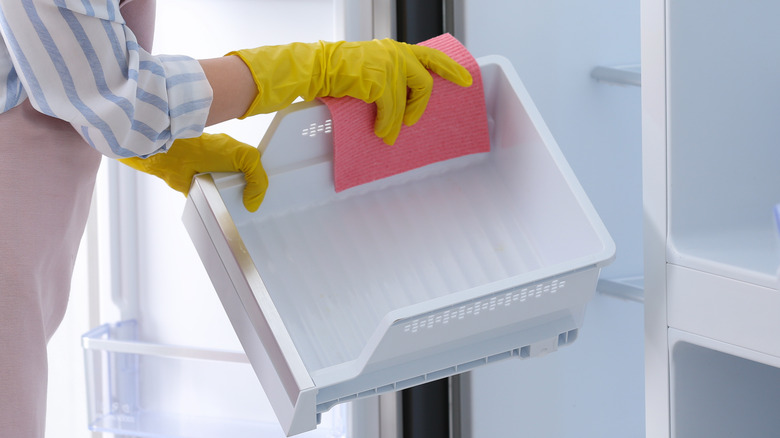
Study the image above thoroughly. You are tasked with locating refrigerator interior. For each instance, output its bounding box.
[459,0,646,437]
[76,1,646,437]
[54,0,780,436]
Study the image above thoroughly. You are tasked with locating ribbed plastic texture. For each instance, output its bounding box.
[244,156,545,371]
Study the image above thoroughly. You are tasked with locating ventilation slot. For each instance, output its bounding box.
[301,119,332,137]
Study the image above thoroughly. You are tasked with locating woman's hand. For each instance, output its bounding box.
[229,39,473,145]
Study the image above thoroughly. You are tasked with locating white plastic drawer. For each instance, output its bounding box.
[182,55,614,436]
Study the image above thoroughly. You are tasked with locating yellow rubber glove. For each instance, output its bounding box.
[119,133,268,212]
[228,39,473,145]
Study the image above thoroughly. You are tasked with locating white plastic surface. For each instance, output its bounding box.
[183,56,614,436]
[645,2,780,437]
[667,263,780,362]
[590,65,641,87]
[666,0,780,290]
[664,0,780,360]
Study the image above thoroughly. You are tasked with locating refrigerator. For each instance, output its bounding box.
[51,0,779,437]
[643,1,780,437]
[55,0,641,437]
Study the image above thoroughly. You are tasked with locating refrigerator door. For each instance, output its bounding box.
[79,1,360,437]
[183,55,614,436]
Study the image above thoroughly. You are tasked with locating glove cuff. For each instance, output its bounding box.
[227,41,328,118]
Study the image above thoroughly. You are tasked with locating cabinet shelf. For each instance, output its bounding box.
[668,262,780,363]
[590,65,641,87]
[668,225,779,290]
[597,276,644,303]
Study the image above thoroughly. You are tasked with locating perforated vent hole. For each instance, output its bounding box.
[402,278,568,334]
[302,119,332,137]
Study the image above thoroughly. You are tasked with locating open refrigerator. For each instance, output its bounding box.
[50,1,780,437]
[59,0,655,437]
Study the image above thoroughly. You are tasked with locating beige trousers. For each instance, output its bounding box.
[0,1,155,435]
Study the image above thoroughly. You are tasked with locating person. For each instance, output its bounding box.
[0,0,472,436]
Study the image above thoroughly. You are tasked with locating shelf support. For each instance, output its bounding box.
[591,65,641,87]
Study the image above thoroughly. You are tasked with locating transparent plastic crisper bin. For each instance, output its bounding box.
[183,55,615,436]
[81,320,347,438]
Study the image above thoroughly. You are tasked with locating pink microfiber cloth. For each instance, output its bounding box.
[320,33,491,192]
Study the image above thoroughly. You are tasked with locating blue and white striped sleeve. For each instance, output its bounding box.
[0,0,213,158]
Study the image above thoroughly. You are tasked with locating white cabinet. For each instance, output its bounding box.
[642,1,780,436]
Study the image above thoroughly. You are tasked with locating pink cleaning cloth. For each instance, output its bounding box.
[320,33,491,192]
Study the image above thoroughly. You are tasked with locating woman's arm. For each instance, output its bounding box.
[0,0,213,158]
[198,56,257,126]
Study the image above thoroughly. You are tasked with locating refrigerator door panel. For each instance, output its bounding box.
[81,1,355,436]
[81,321,346,438]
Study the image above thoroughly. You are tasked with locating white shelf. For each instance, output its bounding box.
[668,225,779,290]
[591,65,641,87]
[667,264,780,360]
[597,276,644,303]
[666,224,780,358]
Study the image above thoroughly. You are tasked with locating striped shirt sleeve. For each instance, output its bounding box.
[0,0,213,158]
